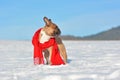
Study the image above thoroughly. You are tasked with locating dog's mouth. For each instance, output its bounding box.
[50,33,58,37]
[45,32,56,37]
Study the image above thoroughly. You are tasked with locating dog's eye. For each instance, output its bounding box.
[56,26,58,28]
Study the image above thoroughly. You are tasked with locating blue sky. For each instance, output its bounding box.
[0,0,120,40]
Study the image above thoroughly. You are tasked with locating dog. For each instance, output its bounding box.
[39,17,67,64]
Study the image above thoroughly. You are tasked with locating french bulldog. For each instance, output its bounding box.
[39,17,67,64]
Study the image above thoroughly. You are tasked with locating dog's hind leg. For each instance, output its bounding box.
[55,37,67,64]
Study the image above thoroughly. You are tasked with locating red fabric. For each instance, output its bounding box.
[32,28,65,65]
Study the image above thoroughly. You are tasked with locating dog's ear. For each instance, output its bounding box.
[43,17,51,26]
[49,19,51,21]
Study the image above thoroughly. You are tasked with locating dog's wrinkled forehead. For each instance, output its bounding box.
[50,22,58,29]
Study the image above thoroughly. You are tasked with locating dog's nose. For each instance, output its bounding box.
[56,28,61,35]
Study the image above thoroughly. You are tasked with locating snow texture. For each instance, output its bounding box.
[0,40,120,80]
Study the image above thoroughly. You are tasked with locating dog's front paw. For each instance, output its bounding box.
[46,60,52,65]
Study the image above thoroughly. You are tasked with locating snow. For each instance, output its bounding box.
[0,40,120,80]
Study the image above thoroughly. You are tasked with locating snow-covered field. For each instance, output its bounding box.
[0,40,120,80]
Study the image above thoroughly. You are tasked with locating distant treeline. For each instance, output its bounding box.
[61,26,120,40]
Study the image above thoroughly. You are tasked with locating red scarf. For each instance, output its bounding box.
[32,28,65,65]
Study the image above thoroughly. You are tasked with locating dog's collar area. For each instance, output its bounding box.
[39,30,52,43]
